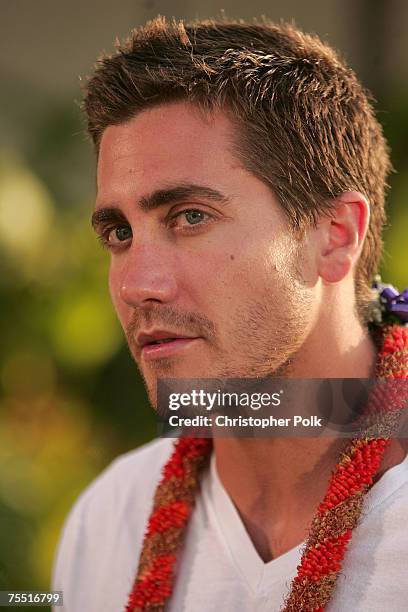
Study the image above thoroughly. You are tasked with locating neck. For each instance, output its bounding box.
[213,319,406,562]
[213,436,406,563]
[282,295,377,378]
[213,437,346,561]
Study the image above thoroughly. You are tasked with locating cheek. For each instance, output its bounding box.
[188,249,254,319]
[227,238,283,292]
[208,236,302,330]
[108,263,127,327]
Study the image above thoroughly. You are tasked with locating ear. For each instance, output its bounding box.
[316,191,370,284]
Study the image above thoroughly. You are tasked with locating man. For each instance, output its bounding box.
[52,17,408,611]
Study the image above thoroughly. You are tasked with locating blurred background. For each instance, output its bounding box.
[0,0,407,608]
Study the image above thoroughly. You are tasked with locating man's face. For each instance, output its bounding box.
[94,102,316,405]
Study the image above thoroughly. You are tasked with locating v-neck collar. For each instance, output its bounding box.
[202,453,303,596]
[202,448,408,597]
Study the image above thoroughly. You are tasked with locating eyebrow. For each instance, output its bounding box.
[91,184,230,230]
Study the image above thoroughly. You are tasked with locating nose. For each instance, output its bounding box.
[115,243,178,308]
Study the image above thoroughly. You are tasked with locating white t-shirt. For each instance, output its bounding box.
[52,437,408,611]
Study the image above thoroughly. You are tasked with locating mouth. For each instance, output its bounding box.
[141,337,201,360]
[135,330,202,361]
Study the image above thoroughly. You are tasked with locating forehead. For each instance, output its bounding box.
[96,102,241,199]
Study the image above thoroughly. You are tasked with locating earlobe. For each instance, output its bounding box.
[317,191,370,284]
[320,251,353,284]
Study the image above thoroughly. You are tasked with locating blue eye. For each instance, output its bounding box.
[169,208,214,232]
[184,210,205,225]
[97,224,132,250]
[115,226,132,241]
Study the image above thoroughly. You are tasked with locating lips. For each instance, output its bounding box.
[136,330,197,348]
[135,329,201,361]
[140,337,200,361]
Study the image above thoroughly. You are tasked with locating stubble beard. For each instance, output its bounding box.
[215,265,314,379]
[126,256,313,408]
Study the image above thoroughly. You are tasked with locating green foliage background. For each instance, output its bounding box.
[0,91,157,607]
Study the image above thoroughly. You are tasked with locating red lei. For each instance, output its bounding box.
[126,323,408,611]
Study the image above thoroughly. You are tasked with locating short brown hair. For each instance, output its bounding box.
[84,16,392,321]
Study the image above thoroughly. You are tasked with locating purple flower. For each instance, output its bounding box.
[379,284,408,323]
